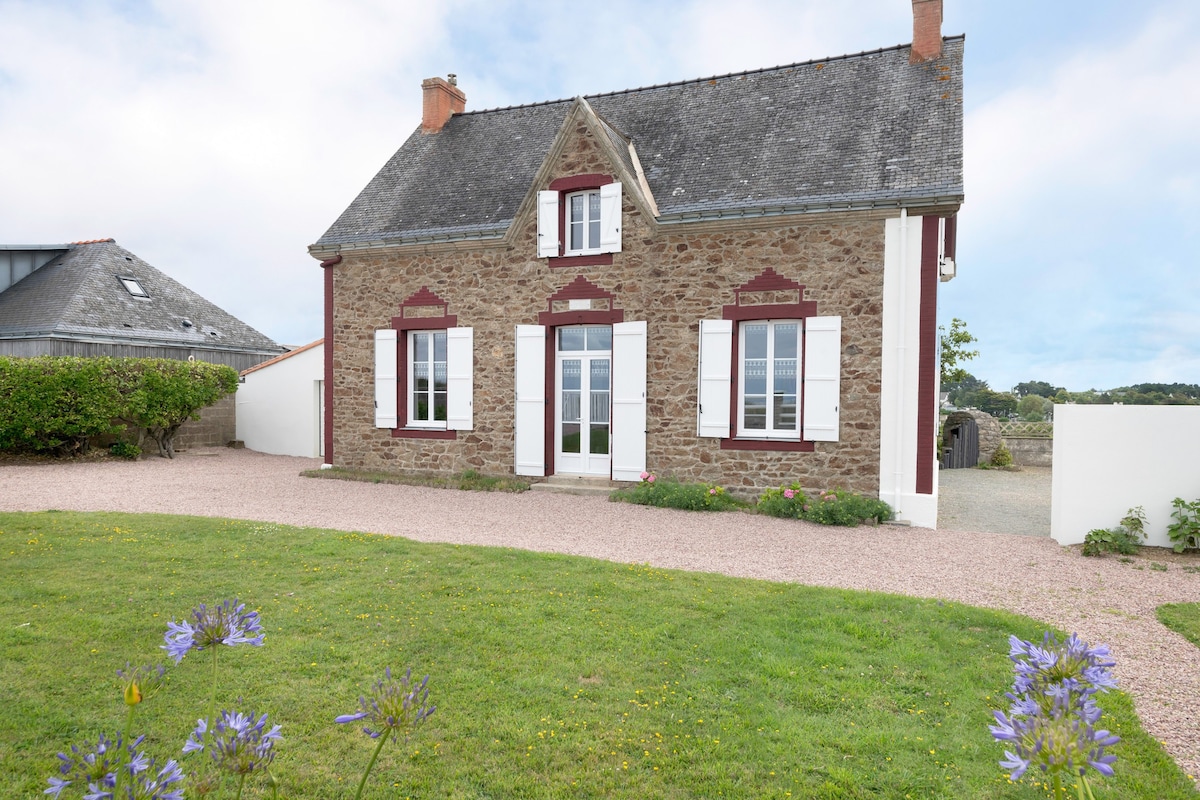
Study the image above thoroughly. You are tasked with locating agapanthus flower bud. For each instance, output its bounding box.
[118,663,167,706]
[336,667,436,742]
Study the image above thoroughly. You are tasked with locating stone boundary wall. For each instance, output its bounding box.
[1004,436,1052,467]
[172,393,237,451]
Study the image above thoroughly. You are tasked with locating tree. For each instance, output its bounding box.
[1017,393,1051,421]
[975,388,1019,419]
[944,372,988,408]
[121,360,239,458]
[1013,380,1062,398]
[939,318,979,385]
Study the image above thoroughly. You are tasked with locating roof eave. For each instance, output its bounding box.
[656,194,964,224]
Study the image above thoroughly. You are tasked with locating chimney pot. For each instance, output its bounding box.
[910,0,943,64]
[421,75,466,134]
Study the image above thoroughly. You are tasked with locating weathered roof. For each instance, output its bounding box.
[0,239,282,355]
[314,37,964,250]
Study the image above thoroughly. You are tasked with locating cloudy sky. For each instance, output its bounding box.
[1,0,1197,392]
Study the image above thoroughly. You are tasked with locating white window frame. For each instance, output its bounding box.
[696,315,841,443]
[737,320,802,440]
[375,326,473,432]
[564,190,602,256]
[407,329,448,429]
[536,182,622,258]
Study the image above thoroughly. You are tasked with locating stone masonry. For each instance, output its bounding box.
[329,121,903,497]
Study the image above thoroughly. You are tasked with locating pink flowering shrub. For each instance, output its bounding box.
[757,484,893,526]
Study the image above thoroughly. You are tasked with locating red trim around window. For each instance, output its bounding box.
[390,287,459,440]
[546,174,615,267]
[718,268,820,451]
[915,216,940,494]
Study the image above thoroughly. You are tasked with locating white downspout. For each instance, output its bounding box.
[893,208,908,510]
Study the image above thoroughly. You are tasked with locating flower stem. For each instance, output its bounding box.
[352,727,392,800]
[234,772,246,800]
[207,646,220,740]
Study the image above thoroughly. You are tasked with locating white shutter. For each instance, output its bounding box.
[446,327,473,430]
[802,316,841,442]
[598,182,622,253]
[611,320,647,481]
[697,319,732,438]
[374,329,398,429]
[514,325,546,476]
[536,190,559,258]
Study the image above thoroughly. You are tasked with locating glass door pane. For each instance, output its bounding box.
[561,359,581,454]
[590,358,610,455]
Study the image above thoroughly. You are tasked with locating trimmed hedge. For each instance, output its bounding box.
[0,356,238,458]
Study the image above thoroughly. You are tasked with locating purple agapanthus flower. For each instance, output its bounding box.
[991,632,1120,784]
[183,709,281,776]
[162,599,264,664]
[45,733,184,800]
[336,667,436,741]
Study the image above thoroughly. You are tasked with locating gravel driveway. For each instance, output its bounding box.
[2,449,1198,783]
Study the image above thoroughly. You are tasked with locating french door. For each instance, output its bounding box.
[555,325,611,476]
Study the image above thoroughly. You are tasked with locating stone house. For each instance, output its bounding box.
[309,0,963,526]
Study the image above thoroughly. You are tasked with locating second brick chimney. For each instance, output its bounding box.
[909,0,943,64]
[421,75,466,134]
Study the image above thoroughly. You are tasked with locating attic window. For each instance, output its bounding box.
[118,276,149,298]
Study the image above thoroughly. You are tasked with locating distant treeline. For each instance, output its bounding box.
[945,377,1200,420]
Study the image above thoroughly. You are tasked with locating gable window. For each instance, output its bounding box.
[537,175,622,266]
[408,330,447,426]
[566,190,603,254]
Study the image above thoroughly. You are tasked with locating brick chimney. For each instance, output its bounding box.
[422,74,466,134]
[910,0,943,64]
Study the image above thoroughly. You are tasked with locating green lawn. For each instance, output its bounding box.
[1158,603,1200,650]
[2,511,1196,799]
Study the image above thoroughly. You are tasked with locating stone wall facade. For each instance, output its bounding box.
[173,393,237,451]
[328,121,896,497]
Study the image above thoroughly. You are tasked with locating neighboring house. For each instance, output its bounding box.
[236,339,325,458]
[308,0,962,527]
[0,238,284,449]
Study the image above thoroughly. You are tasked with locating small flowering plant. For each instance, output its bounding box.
[337,666,436,800]
[619,472,741,511]
[44,598,278,800]
[757,482,893,526]
[990,632,1120,800]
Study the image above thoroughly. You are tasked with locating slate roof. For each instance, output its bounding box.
[314,37,964,250]
[0,239,282,355]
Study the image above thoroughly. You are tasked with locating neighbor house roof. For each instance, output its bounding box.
[313,37,964,251]
[0,239,282,355]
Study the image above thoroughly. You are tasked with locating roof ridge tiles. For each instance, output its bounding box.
[461,35,966,117]
[70,238,116,245]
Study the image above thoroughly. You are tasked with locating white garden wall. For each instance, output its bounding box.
[235,340,324,458]
[1051,405,1200,547]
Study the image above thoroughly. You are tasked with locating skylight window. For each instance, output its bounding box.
[118,276,149,298]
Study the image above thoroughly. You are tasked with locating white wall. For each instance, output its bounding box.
[879,213,939,528]
[235,343,324,458]
[1051,405,1200,547]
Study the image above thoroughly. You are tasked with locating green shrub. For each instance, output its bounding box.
[1167,497,1200,553]
[990,440,1013,467]
[757,484,893,527]
[108,440,142,460]
[0,356,237,458]
[757,482,808,519]
[1082,506,1147,557]
[611,474,742,511]
[0,356,124,454]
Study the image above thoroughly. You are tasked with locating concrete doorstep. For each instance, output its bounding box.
[528,474,626,497]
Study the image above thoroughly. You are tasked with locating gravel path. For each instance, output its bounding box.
[2,449,1198,782]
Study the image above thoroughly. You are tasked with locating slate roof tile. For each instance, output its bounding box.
[0,240,282,355]
[314,38,964,249]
